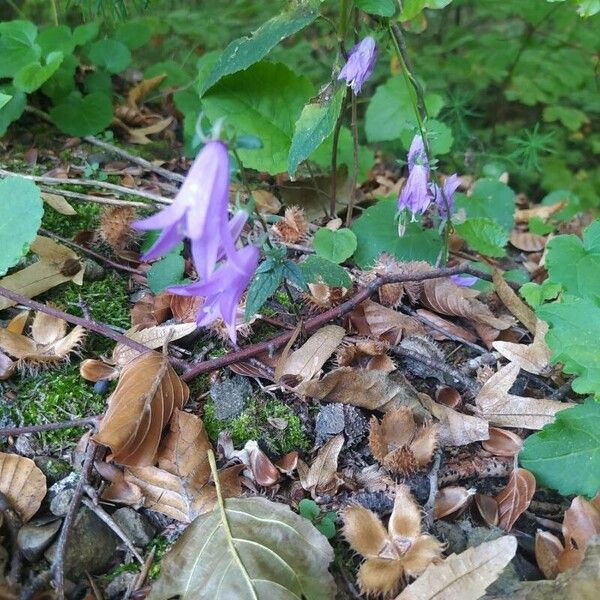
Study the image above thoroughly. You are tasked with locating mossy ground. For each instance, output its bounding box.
[203,394,310,455]
[0,363,105,450]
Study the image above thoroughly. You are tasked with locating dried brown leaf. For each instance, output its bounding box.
[536,530,563,579]
[557,496,600,573]
[93,353,189,466]
[416,309,479,343]
[361,299,427,344]
[0,452,46,522]
[243,440,280,487]
[299,367,428,417]
[510,231,547,252]
[80,358,119,382]
[395,536,517,600]
[474,493,499,527]
[493,320,551,375]
[299,433,344,498]
[495,468,536,531]
[170,295,203,323]
[474,363,570,429]
[279,324,345,385]
[0,350,15,380]
[482,427,523,457]
[100,206,136,251]
[30,310,66,345]
[492,269,537,334]
[253,189,282,215]
[434,487,475,520]
[41,191,76,215]
[127,74,166,107]
[515,201,565,224]
[126,117,174,145]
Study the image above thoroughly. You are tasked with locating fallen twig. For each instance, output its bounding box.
[0,416,99,438]
[423,450,443,530]
[39,185,150,209]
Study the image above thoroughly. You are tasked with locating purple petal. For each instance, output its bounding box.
[140,222,184,263]
[338,36,378,95]
[450,274,478,288]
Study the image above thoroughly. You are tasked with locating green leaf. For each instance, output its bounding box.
[145,61,191,89]
[282,260,306,290]
[399,119,454,155]
[520,280,562,309]
[148,497,336,600]
[539,296,600,396]
[299,256,352,288]
[365,76,444,143]
[298,498,321,521]
[399,0,427,20]
[577,0,600,17]
[83,70,113,96]
[455,218,508,257]
[13,51,64,93]
[0,93,10,110]
[245,258,285,319]
[313,228,357,264]
[38,25,75,55]
[50,92,113,136]
[40,54,77,103]
[87,39,131,74]
[203,61,313,175]
[454,178,515,231]
[351,199,442,268]
[0,20,41,78]
[316,516,337,540]
[72,22,99,47]
[0,176,44,276]
[147,252,186,294]
[355,0,397,16]
[543,105,589,131]
[114,20,152,50]
[520,400,600,496]
[528,216,554,235]
[288,85,346,176]
[0,86,26,136]
[199,0,320,94]
[545,220,600,300]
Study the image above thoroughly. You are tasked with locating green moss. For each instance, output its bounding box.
[147,535,171,580]
[41,201,101,238]
[0,364,105,450]
[203,395,310,455]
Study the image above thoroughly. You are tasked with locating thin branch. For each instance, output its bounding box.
[39,228,144,276]
[182,264,491,382]
[40,185,150,209]
[0,417,99,438]
[0,168,171,205]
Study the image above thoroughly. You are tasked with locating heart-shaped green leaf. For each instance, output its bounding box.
[14,51,64,93]
[313,228,357,264]
[50,92,113,136]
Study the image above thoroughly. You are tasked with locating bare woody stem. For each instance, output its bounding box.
[0,417,99,438]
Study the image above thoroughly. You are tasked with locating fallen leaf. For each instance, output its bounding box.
[0,236,84,310]
[558,495,600,573]
[298,433,344,498]
[253,189,283,216]
[170,295,203,323]
[474,363,570,429]
[416,309,479,343]
[492,269,537,334]
[510,231,546,252]
[126,117,174,145]
[299,367,428,417]
[493,320,551,375]
[395,535,517,600]
[369,408,438,474]
[515,201,565,224]
[127,74,166,107]
[335,340,396,372]
[495,468,536,531]
[279,325,345,385]
[481,427,523,457]
[0,452,46,522]
[147,496,337,599]
[41,191,76,215]
[93,352,189,466]
[434,487,476,520]
[419,393,489,446]
[0,350,14,380]
[112,322,197,366]
[344,485,444,598]
[235,440,280,487]
[535,530,563,579]
[79,358,119,382]
[474,493,499,527]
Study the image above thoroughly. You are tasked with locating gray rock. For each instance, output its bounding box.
[315,404,345,446]
[17,519,62,561]
[45,507,120,579]
[112,507,157,547]
[83,259,105,281]
[104,572,136,600]
[48,472,80,516]
[210,376,253,420]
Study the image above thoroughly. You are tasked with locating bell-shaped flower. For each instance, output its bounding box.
[432,173,461,218]
[132,139,232,279]
[398,135,433,218]
[168,245,259,344]
[338,36,378,94]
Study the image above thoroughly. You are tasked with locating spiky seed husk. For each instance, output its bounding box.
[272,206,308,243]
[101,206,137,250]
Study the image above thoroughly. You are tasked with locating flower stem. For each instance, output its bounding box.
[345,90,360,227]
[329,90,349,217]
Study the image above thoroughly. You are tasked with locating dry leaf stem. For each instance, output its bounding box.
[39,228,144,276]
[0,416,99,438]
[182,264,494,382]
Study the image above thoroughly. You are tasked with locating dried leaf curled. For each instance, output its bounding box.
[495,468,536,531]
[0,452,46,522]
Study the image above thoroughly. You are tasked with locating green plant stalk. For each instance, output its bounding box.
[50,0,59,25]
[388,23,452,264]
[338,0,351,42]
[329,90,349,217]
[346,91,360,227]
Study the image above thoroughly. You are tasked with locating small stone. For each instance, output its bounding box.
[83,259,106,281]
[17,519,62,562]
[315,404,345,446]
[45,507,120,579]
[431,520,469,555]
[104,572,136,600]
[210,376,253,420]
[34,456,72,486]
[14,434,40,458]
[112,507,157,547]
[48,472,80,516]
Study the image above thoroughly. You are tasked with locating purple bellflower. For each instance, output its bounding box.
[132,139,235,280]
[169,245,259,344]
[450,273,478,288]
[338,36,378,94]
[398,135,432,218]
[432,173,461,218]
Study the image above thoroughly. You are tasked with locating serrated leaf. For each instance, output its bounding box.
[455,217,508,257]
[147,251,186,294]
[545,220,600,300]
[351,199,442,268]
[288,85,346,176]
[245,258,284,319]
[50,92,113,136]
[203,61,313,174]
[200,0,320,94]
[148,496,336,600]
[87,38,131,74]
[313,227,357,264]
[520,400,600,497]
[539,296,600,396]
[0,176,44,276]
[454,178,515,231]
[300,256,352,288]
